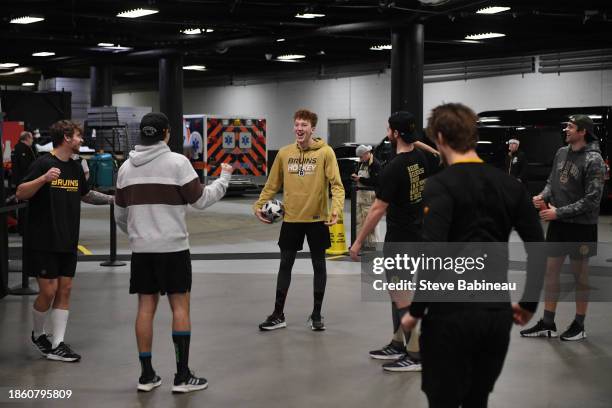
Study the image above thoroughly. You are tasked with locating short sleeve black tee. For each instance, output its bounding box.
[376,149,440,241]
[22,153,90,253]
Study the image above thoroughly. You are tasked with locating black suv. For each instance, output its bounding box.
[477,107,611,200]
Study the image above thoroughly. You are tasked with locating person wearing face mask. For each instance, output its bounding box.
[506,138,527,186]
[350,111,440,372]
[351,144,381,249]
[254,109,344,332]
[521,114,605,341]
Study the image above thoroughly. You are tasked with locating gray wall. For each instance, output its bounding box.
[113,69,612,150]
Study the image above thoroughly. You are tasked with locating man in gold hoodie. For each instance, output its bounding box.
[254,109,345,331]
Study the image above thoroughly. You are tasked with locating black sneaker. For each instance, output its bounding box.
[369,343,406,360]
[520,319,558,338]
[31,332,52,357]
[259,313,287,331]
[308,315,325,331]
[46,342,81,362]
[137,374,162,392]
[382,355,422,372]
[172,371,208,393]
[560,320,587,341]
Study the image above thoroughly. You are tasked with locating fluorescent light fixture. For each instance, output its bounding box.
[98,42,115,47]
[14,67,30,73]
[476,6,510,14]
[295,13,325,19]
[478,117,500,123]
[97,45,131,51]
[370,44,392,51]
[182,28,202,35]
[0,63,20,68]
[477,141,493,144]
[10,16,45,24]
[589,115,602,119]
[515,127,527,130]
[276,38,286,42]
[22,82,36,86]
[117,8,158,18]
[465,32,505,40]
[183,65,207,71]
[458,39,482,44]
[516,108,547,111]
[32,51,55,57]
[276,54,306,60]
[206,29,214,33]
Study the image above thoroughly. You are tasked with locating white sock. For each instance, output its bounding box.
[49,309,69,349]
[32,307,50,338]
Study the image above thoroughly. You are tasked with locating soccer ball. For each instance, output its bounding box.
[262,199,284,223]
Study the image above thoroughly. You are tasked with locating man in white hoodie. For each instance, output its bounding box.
[115,112,232,394]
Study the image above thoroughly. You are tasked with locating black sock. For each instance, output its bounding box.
[172,331,191,377]
[575,314,585,325]
[139,352,154,378]
[311,250,327,317]
[543,310,556,326]
[274,250,297,315]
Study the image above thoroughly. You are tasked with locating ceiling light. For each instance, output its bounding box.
[589,115,602,119]
[476,6,511,14]
[477,141,492,144]
[117,8,158,18]
[276,38,286,42]
[0,63,20,68]
[458,39,482,44]
[295,13,325,19]
[97,42,115,47]
[96,44,131,52]
[32,51,55,57]
[182,28,202,35]
[10,16,45,24]
[370,44,392,51]
[206,29,214,33]
[516,127,527,130]
[516,108,547,111]
[183,65,207,71]
[276,54,306,60]
[478,117,500,123]
[465,32,505,40]
[14,67,30,73]
[22,82,36,86]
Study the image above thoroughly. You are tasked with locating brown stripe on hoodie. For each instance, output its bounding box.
[116,178,204,207]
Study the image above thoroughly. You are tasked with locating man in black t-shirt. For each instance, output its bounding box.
[400,103,545,408]
[350,111,440,373]
[17,120,113,363]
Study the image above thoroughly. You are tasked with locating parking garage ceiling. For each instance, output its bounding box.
[1,0,612,88]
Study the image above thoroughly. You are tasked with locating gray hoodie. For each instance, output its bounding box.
[541,142,605,224]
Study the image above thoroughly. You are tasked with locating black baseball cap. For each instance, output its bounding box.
[140,112,170,144]
[388,111,421,143]
[568,114,595,141]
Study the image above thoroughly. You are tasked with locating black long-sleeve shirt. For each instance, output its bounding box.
[11,141,37,186]
[357,157,381,188]
[410,161,546,318]
[506,150,528,184]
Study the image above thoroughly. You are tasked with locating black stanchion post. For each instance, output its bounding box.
[9,204,38,296]
[101,203,126,267]
[350,183,357,248]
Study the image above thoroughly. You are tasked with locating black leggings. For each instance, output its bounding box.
[274,249,327,315]
[427,393,489,408]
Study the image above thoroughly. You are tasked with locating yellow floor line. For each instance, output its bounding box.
[326,254,347,260]
[77,245,92,255]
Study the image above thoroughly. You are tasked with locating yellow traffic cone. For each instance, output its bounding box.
[326,212,348,255]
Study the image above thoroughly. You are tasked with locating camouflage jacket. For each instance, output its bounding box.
[541,142,605,224]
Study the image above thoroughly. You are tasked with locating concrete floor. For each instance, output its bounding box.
[2,196,612,407]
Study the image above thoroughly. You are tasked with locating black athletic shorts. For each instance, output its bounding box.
[130,250,192,295]
[546,221,598,259]
[278,222,331,252]
[420,308,513,405]
[27,250,78,279]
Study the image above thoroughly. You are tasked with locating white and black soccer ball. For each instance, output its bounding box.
[262,199,284,223]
